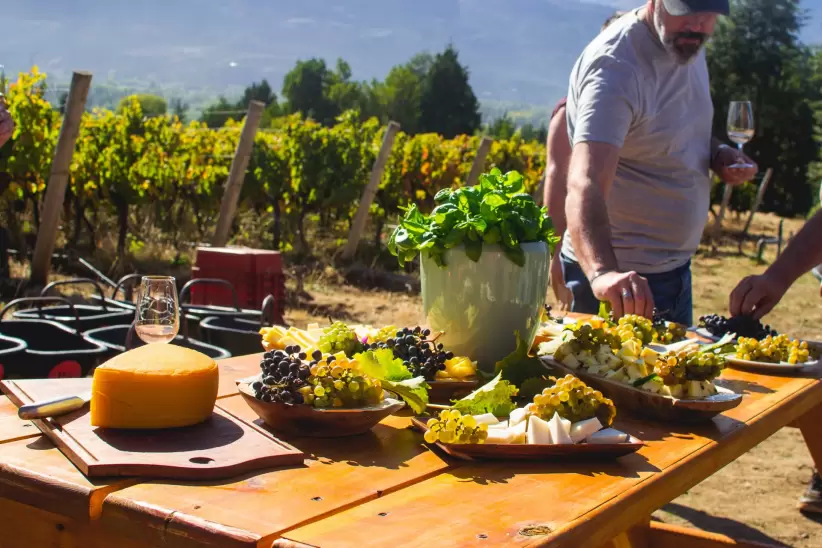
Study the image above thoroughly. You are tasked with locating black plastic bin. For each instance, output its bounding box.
[179,278,267,339]
[13,278,134,330]
[0,297,109,379]
[85,323,232,360]
[0,333,28,381]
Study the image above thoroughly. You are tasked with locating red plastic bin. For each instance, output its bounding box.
[191,247,285,318]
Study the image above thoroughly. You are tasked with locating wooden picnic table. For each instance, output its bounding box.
[2,325,822,548]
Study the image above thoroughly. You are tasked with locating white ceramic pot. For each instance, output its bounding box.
[420,242,550,374]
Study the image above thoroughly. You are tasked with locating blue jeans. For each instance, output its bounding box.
[560,255,693,326]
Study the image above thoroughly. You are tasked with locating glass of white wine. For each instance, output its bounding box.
[727,100,755,168]
[135,276,179,344]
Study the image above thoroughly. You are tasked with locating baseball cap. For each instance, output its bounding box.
[662,0,730,16]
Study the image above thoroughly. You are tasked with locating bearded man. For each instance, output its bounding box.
[561,0,757,324]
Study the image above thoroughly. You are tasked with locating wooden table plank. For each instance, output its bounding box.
[0,395,39,444]
[273,371,819,548]
[0,353,262,528]
[0,436,140,521]
[217,353,262,398]
[99,394,452,548]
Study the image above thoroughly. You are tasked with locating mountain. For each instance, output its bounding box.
[1,0,820,122]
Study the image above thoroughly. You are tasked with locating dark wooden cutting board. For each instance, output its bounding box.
[0,378,305,480]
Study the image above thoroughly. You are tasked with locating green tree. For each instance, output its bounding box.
[282,58,339,125]
[200,96,239,128]
[170,98,189,123]
[118,94,167,118]
[487,114,517,140]
[376,53,433,134]
[419,45,481,138]
[707,0,821,216]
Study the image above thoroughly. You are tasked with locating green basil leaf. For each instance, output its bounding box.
[464,238,482,262]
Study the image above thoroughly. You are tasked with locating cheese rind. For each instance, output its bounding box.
[91,344,219,429]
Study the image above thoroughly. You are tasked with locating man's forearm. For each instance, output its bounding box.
[767,209,822,288]
[566,182,618,279]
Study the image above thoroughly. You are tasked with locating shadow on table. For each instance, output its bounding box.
[658,503,792,547]
[446,451,659,486]
[716,378,776,395]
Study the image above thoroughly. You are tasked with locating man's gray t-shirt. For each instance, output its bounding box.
[561,9,713,274]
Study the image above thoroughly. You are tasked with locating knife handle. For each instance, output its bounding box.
[18,395,88,420]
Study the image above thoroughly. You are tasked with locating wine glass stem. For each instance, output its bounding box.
[737,143,744,155]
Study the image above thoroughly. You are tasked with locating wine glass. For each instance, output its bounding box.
[135,276,179,344]
[727,100,755,168]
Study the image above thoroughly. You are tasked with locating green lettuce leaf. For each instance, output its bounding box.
[451,372,518,417]
[382,377,429,415]
[353,348,412,382]
[494,331,550,387]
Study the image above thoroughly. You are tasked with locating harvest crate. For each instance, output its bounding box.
[191,247,285,319]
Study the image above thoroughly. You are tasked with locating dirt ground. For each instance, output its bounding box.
[280,212,822,547]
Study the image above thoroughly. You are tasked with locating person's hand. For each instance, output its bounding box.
[0,104,14,148]
[550,248,572,311]
[729,271,791,319]
[712,145,758,186]
[590,270,654,320]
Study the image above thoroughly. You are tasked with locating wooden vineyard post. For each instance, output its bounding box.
[740,168,774,238]
[212,100,265,248]
[341,121,400,260]
[712,183,734,250]
[30,71,92,286]
[466,136,493,187]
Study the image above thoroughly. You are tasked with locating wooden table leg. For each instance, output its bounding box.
[597,517,650,548]
[648,522,783,547]
[797,402,822,471]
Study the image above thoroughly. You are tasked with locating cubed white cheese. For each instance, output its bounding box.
[527,415,553,445]
[570,417,603,443]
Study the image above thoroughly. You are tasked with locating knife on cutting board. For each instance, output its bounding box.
[18,391,92,420]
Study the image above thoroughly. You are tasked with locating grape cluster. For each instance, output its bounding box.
[555,323,621,361]
[364,326,454,381]
[736,335,816,364]
[423,409,489,445]
[369,325,399,345]
[252,346,312,404]
[653,321,687,344]
[528,374,616,426]
[654,350,725,385]
[615,315,655,344]
[317,321,364,356]
[699,314,777,340]
[300,353,384,408]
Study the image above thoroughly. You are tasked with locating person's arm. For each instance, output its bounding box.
[544,106,571,237]
[730,210,822,318]
[0,103,14,149]
[563,56,653,318]
[544,106,574,309]
[566,142,654,318]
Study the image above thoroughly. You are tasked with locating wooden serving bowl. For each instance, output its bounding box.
[540,358,742,423]
[237,382,405,437]
[427,379,480,404]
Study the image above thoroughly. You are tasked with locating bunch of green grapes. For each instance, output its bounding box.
[736,335,816,364]
[317,321,364,357]
[298,355,383,408]
[614,314,655,344]
[529,374,616,426]
[424,409,489,444]
[653,321,687,344]
[555,323,621,361]
[369,325,398,345]
[654,350,725,385]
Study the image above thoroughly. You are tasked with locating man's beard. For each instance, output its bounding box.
[665,32,708,63]
[653,6,708,64]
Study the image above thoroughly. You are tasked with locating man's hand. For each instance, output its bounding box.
[0,104,14,148]
[550,247,573,311]
[590,270,654,320]
[729,271,791,319]
[712,145,758,186]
